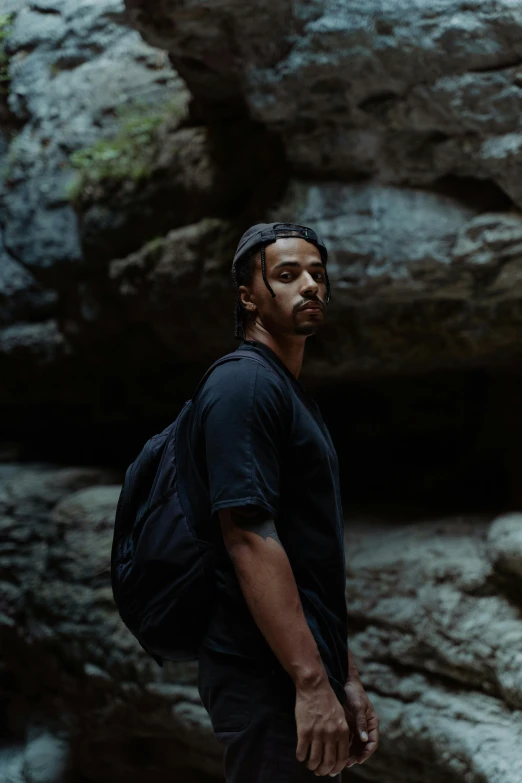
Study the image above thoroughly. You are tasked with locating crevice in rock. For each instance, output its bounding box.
[489,572,522,615]
[315,368,522,518]
[357,91,398,113]
[27,4,61,14]
[376,655,500,700]
[431,175,516,212]
[466,58,522,74]
[3,364,522,521]
[49,54,94,72]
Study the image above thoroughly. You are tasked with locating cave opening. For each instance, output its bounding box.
[2,366,521,520]
[315,367,522,519]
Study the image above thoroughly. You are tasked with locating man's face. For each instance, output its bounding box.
[240,237,327,337]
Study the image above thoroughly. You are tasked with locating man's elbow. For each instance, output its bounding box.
[217,505,280,554]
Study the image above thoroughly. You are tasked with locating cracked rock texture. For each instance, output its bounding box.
[0,0,282,419]
[344,516,522,783]
[2,465,522,783]
[126,0,522,199]
[0,464,222,782]
[2,3,522,783]
[1,0,522,426]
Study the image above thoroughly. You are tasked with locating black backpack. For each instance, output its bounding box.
[110,348,282,667]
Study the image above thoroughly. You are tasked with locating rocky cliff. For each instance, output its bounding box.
[3,0,522,431]
[2,1,522,782]
[2,466,522,783]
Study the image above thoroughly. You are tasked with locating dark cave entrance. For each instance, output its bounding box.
[2,366,522,520]
[314,368,522,519]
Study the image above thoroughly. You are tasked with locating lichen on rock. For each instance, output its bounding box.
[67,99,187,201]
[0,12,14,95]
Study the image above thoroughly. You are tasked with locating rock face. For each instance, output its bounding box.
[0,0,283,418]
[0,463,223,782]
[2,462,522,783]
[344,515,522,783]
[2,0,522,432]
[121,0,522,378]
[2,6,522,780]
[273,182,522,376]
[126,0,522,198]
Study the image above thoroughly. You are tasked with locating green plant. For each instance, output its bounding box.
[0,13,14,95]
[67,100,185,201]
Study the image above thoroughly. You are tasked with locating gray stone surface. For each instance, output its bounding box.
[22,732,70,783]
[275,181,522,378]
[344,515,522,782]
[2,462,522,782]
[126,0,522,202]
[351,660,522,783]
[0,320,71,365]
[0,0,283,414]
[1,0,522,413]
[0,234,57,326]
[0,463,223,781]
[487,512,522,580]
[2,0,185,270]
[104,179,522,376]
[108,217,236,362]
[4,2,522,782]
[0,745,25,783]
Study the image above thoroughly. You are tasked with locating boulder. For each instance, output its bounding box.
[126,0,522,204]
[2,461,522,782]
[487,512,522,581]
[344,515,522,782]
[0,464,223,781]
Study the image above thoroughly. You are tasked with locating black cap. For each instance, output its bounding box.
[232,222,328,271]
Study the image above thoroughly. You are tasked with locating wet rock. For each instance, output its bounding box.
[0,235,57,326]
[344,515,522,782]
[108,217,237,361]
[22,732,70,783]
[0,463,222,780]
[487,512,522,581]
[126,0,522,205]
[2,462,522,782]
[274,181,522,380]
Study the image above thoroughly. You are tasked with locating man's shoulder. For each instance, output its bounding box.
[209,354,284,386]
[200,354,290,405]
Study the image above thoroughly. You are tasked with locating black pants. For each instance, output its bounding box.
[197,646,341,782]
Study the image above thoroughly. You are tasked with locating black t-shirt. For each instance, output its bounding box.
[182,339,348,704]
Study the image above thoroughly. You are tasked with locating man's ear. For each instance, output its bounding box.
[239,287,256,311]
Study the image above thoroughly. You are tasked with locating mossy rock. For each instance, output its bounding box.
[0,13,14,95]
[67,100,185,202]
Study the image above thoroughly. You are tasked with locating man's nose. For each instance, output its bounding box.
[301,273,319,294]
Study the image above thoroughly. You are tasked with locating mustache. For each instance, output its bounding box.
[297,300,323,311]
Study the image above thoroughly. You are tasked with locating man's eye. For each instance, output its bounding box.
[280,273,324,280]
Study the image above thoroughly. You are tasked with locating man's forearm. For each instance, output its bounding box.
[219,506,329,689]
[347,647,361,682]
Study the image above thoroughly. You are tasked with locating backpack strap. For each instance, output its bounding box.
[190,349,291,403]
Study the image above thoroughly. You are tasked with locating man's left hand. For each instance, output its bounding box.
[342,677,379,769]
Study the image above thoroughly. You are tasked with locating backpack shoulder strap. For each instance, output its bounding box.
[190,350,290,403]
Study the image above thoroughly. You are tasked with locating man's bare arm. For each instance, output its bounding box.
[218,504,328,689]
[347,648,362,682]
[218,504,352,776]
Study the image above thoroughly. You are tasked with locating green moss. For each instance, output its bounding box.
[0,132,20,182]
[143,235,166,253]
[0,13,14,95]
[67,100,185,202]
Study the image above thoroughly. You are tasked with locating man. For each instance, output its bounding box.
[185,223,379,780]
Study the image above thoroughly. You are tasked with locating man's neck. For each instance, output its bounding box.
[244,334,306,380]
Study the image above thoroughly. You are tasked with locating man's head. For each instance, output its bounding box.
[231,223,331,341]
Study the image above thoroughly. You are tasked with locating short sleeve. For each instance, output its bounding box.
[200,360,289,519]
